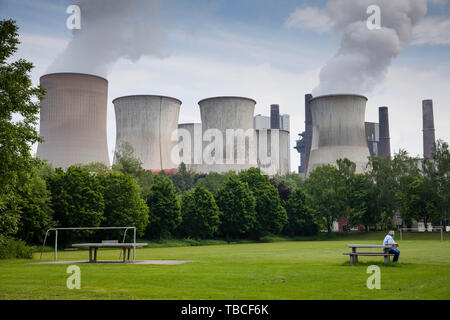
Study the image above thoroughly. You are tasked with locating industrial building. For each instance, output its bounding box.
[37,73,110,169]
[113,95,182,172]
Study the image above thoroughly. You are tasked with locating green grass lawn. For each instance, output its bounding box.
[1,233,449,300]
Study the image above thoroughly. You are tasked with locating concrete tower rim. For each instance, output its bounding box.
[198,96,257,105]
[113,95,183,105]
[310,94,368,103]
[40,72,108,83]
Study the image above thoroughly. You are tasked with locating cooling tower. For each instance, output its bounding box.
[304,94,313,177]
[36,73,110,169]
[196,96,258,174]
[307,94,370,175]
[113,95,182,172]
[378,106,391,158]
[256,129,290,176]
[423,100,436,159]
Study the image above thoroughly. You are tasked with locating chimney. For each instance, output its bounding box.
[378,106,391,158]
[423,100,436,158]
[304,94,313,175]
[271,104,280,129]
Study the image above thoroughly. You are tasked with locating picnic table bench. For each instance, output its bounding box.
[343,244,394,264]
[72,241,148,263]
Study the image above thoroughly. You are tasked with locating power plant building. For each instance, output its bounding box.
[113,95,182,172]
[37,73,110,169]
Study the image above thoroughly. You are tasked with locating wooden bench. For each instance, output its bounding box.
[344,244,395,264]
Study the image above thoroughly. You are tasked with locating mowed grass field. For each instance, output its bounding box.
[0,232,449,300]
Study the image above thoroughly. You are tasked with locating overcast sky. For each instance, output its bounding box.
[1,0,450,171]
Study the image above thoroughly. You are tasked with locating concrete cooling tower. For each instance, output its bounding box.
[307,94,370,176]
[195,96,258,174]
[37,73,110,169]
[113,95,182,172]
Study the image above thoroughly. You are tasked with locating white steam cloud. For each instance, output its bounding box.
[313,0,428,96]
[47,0,165,77]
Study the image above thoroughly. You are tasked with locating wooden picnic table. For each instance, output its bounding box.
[344,244,394,264]
[72,243,148,263]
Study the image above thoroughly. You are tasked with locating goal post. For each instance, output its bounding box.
[40,227,137,261]
[400,227,444,241]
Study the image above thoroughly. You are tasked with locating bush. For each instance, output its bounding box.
[0,235,33,259]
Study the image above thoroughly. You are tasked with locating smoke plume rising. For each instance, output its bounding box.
[47,0,165,77]
[313,0,428,96]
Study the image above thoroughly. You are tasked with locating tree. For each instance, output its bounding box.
[284,188,318,236]
[170,163,198,193]
[97,172,149,238]
[195,172,231,194]
[304,165,346,233]
[145,174,181,239]
[216,176,256,239]
[179,187,221,239]
[0,20,45,236]
[423,140,450,227]
[46,166,104,244]
[16,172,54,244]
[78,162,111,175]
[112,142,143,177]
[239,168,287,237]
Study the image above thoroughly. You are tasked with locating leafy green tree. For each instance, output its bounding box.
[16,172,54,244]
[180,187,220,239]
[284,188,318,236]
[304,165,346,233]
[270,179,293,207]
[78,162,110,175]
[145,175,181,239]
[46,166,104,244]
[170,163,198,193]
[195,172,231,194]
[239,168,287,237]
[423,140,450,227]
[0,20,45,236]
[216,176,256,239]
[112,142,143,177]
[98,172,149,238]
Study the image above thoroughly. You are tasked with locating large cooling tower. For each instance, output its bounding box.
[307,94,370,175]
[304,94,313,176]
[422,100,436,159]
[178,123,202,171]
[113,95,182,172]
[196,96,258,173]
[36,73,110,169]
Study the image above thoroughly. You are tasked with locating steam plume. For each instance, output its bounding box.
[313,0,428,96]
[47,0,165,77]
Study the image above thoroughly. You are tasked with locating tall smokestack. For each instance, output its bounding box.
[378,106,391,158]
[304,94,313,176]
[271,104,280,129]
[423,100,436,159]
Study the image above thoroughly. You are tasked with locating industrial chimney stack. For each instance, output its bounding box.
[378,106,391,158]
[304,94,313,176]
[270,104,280,129]
[423,100,436,159]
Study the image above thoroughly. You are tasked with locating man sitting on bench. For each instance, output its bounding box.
[383,230,400,262]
